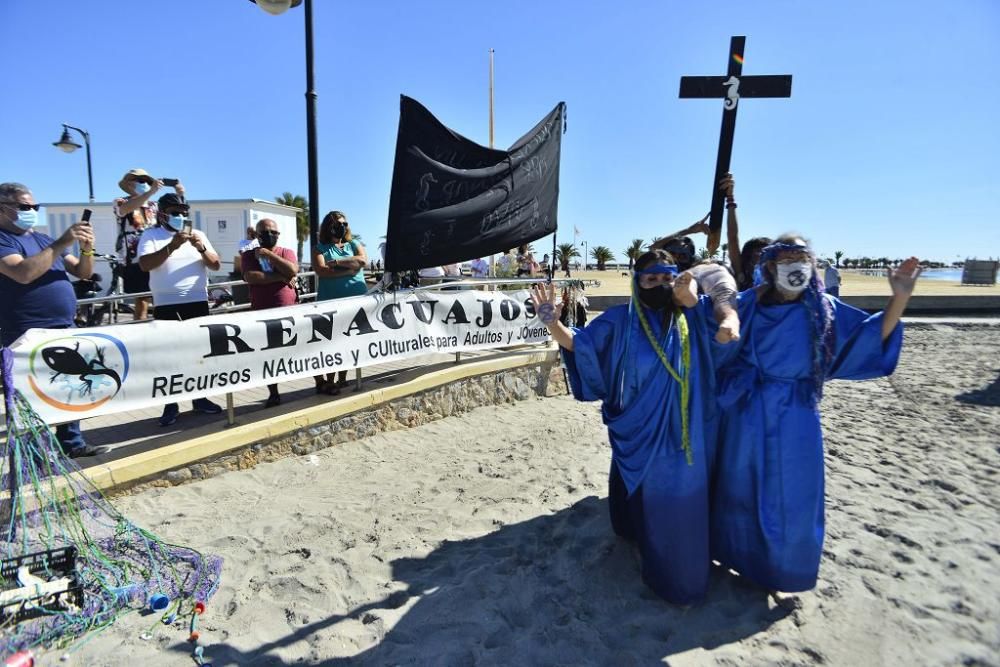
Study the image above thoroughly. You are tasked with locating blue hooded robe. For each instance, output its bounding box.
[711,290,903,592]
[561,296,737,604]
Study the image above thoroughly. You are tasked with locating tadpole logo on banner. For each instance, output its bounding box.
[9,289,550,424]
[26,333,130,413]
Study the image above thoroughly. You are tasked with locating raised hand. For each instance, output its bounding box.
[530,282,563,328]
[718,172,735,198]
[888,256,922,297]
[688,214,711,236]
[60,223,95,250]
[673,272,698,308]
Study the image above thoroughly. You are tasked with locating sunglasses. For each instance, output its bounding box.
[1,202,40,212]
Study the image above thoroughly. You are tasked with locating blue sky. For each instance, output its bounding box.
[2,0,997,264]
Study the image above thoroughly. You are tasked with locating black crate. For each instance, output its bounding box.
[0,546,84,624]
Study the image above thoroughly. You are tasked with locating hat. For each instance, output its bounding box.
[118,168,154,191]
[157,193,188,211]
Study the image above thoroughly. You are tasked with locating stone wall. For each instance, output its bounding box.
[125,361,569,495]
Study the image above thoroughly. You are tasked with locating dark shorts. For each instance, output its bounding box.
[122,262,150,294]
[153,301,210,321]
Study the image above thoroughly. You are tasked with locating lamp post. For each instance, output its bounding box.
[52,124,94,203]
[582,241,588,271]
[248,0,320,254]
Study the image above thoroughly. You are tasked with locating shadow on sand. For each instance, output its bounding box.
[170,496,787,666]
[956,369,1000,407]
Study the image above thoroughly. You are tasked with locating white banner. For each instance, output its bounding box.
[8,289,551,423]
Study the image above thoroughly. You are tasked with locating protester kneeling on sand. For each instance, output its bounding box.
[531,249,740,605]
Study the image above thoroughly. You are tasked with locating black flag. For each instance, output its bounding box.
[385,96,564,271]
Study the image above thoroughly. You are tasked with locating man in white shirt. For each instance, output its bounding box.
[138,192,224,426]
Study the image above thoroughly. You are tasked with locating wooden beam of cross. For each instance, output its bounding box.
[679,36,792,254]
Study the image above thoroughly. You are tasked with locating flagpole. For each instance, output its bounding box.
[489,48,496,276]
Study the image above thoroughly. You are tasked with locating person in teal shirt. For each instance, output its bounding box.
[313,210,368,394]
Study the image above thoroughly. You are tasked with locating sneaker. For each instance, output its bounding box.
[192,398,223,415]
[159,403,180,427]
[68,444,111,459]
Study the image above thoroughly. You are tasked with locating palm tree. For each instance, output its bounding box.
[646,236,663,250]
[624,238,644,271]
[590,245,614,271]
[555,243,580,269]
[834,250,844,268]
[274,192,310,262]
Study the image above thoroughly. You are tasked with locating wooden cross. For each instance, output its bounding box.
[679,36,792,253]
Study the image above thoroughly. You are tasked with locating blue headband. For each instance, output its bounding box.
[634,263,679,277]
[757,242,810,265]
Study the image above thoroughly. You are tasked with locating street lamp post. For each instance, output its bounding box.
[52,124,94,203]
[582,241,588,271]
[249,0,320,253]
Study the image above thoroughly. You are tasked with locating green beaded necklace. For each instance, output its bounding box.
[631,281,693,465]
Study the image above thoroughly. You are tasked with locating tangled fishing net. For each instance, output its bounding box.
[0,348,222,658]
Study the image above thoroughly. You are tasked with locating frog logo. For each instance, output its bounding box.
[27,333,129,412]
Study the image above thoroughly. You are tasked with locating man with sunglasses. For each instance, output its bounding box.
[0,182,106,457]
[241,217,298,407]
[138,192,224,426]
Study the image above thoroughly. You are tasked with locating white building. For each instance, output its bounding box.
[40,198,301,279]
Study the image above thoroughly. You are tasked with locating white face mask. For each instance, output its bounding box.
[775,262,812,293]
[134,181,150,195]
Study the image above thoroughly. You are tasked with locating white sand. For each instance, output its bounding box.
[66,323,999,666]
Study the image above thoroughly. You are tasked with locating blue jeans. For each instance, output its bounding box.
[55,421,86,455]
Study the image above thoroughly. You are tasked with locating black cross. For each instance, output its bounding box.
[679,36,792,253]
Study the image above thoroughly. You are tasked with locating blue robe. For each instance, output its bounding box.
[562,297,737,604]
[711,290,903,592]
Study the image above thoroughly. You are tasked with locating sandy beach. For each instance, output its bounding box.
[59,321,1000,666]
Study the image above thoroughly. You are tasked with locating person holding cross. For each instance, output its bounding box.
[532,249,741,605]
[718,172,772,290]
[710,235,921,601]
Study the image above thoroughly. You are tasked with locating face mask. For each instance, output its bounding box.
[638,285,673,310]
[331,223,346,239]
[775,262,812,293]
[166,215,186,232]
[258,230,278,249]
[134,181,150,195]
[13,208,40,231]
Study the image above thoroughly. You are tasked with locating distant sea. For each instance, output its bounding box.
[919,268,964,282]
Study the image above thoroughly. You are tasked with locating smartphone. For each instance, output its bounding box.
[181,219,193,235]
[161,178,179,187]
[81,209,92,224]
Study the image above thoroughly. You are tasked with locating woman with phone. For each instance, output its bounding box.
[113,169,183,320]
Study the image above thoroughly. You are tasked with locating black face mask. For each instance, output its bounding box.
[258,230,279,249]
[331,223,346,239]
[666,249,692,271]
[638,285,673,310]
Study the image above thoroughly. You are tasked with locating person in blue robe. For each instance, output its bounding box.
[711,235,923,595]
[531,249,740,605]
